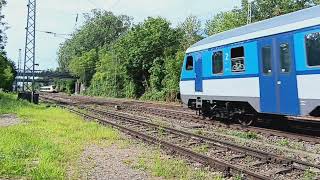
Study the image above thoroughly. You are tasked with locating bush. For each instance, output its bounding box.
[54,79,75,94]
[0,53,16,91]
[140,90,166,101]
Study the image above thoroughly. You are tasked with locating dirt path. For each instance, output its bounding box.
[78,144,156,180]
[0,114,21,127]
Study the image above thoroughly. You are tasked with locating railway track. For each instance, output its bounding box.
[40,93,320,145]
[113,103,320,144]
[41,95,320,180]
[43,93,320,144]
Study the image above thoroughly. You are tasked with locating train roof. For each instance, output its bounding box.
[187,5,320,53]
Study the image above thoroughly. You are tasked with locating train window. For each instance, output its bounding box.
[231,46,245,72]
[212,51,223,74]
[186,56,194,70]
[279,43,291,73]
[305,32,320,67]
[262,46,272,75]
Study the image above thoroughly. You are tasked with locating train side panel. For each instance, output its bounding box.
[294,27,320,116]
[180,26,320,117]
[181,7,320,118]
[180,42,261,112]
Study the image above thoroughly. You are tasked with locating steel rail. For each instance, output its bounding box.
[41,96,320,179]
[82,105,320,171]
[52,102,271,180]
[101,101,320,143]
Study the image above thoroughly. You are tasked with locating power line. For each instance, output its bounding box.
[36,30,72,36]
[40,7,79,16]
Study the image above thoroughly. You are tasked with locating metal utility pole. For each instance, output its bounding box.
[22,0,36,92]
[247,0,254,24]
[18,49,22,75]
[15,49,22,91]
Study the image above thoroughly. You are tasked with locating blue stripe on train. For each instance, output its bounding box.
[180,70,320,81]
[181,73,259,81]
[296,69,320,75]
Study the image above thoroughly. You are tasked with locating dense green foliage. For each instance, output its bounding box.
[58,11,200,100]
[0,53,15,91]
[110,17,183,98]
[58,0,320,101]
[54,79,76,94]
[206,0,320,35]
[57,10,131,73]
[0,1,15,91]
[0,0,7,52]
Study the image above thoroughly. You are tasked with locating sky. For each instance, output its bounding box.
[3,0,241,70]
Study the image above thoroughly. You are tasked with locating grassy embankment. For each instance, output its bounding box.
[0,93,222,179]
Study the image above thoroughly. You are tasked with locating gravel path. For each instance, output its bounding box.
[78,144,154,180]
[0,114,21,127]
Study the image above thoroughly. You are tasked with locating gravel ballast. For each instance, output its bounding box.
[78,144,151,180]
[0,114,21,127]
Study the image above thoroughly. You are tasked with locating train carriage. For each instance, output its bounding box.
[40,85,57,93]
[180,6,320,123]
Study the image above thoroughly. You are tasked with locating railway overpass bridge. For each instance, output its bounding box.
[15,70,74,83]
[14,70,76,91]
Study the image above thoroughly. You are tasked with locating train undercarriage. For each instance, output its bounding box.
[188,98,265,126]
[187,97,320,128]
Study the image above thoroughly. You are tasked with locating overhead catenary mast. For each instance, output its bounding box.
[15,48,22,91]
[247,0,254,24]
[22,0,36,92]
[18,49,22,74]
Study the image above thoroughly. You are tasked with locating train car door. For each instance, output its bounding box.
[259,35,300,116]
[259,39,278,114]
[195,54,203,92]
[275,35,300,115]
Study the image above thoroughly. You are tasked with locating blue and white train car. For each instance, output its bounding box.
[180,6,320,123]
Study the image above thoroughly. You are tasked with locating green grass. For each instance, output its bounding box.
[133,151,224,180]
[303,169,316,180]
[152,117,171,127]
[230,131,258,140]
[0,93,120,179]
[194,129,205,136]
[234,174,245,180]
[0,93,224,179]
[193,144,210,154]
[276,139,290,147]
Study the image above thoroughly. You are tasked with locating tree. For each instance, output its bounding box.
[68,49,98,86]
[113,17,182,96]
[162,51,185,101]
[87,17,184,99]
[0,0,8,53]
[178,15,203,50]
[205,0,320,36]
[252,0,320,21]
[87,50,128,97]
[206,8,246,36]
[60,0,320,102]
[57,10,131,72]
[0,53,15,91]
[0,0,15,91]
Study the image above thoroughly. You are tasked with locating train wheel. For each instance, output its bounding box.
[237,116,254,126]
